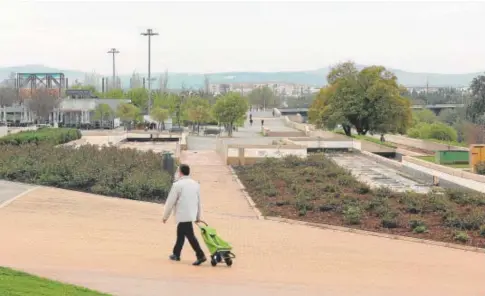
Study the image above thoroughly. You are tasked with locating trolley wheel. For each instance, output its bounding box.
[216,253,222,263]
[210,259,217,267]
[225,258,233,267]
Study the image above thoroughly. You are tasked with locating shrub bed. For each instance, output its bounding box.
[0,144,173,202]
[0,128,82,146]
[234,154,485,247]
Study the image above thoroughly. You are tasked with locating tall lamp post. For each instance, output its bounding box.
[141,29,159,114]
[107,48,120,90]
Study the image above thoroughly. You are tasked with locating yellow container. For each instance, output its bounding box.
[470,145,485,173]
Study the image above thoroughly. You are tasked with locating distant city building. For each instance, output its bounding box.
[130,72,142,89]
[208,82,319,97]
[84,71,102,91]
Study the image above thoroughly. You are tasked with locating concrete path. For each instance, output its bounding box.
[0,180,36,208]
[187,112,295,150]
[0,151,483,295]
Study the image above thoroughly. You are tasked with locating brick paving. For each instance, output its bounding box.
[0,150,483,295]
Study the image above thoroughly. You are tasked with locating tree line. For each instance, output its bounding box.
[308,61,485,144]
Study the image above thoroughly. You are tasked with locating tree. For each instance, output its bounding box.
[466,75,485,124]
[103,88,125,99]
[126,88,149,110]
[150,107,169,130]
[309,61,412,136]
[116,103,141,129]
[212,92,248,137]
[412,109,437,126]
[93,103,114,128]
[248,86,279,109]
[158,93,185,126]
[183,96,212,133]
[26,89,60,123]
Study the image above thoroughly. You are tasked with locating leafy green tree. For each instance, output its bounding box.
[212,92,248,137]
[407,122,457,142]
[93,103,114,127]
[150,107,169,130]
[116,103,141,129]
[126,88,149,110]
[309,61,412,136]
[153,92,185,125]
[466,75,485,125]
[183,96,212,133]
[102,88,125,99]
[412,109,437,126]
[248,86,279,109]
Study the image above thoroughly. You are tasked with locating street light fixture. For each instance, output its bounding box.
[107,48,120,90]
[140,29,159,114]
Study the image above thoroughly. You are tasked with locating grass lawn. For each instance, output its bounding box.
[0,267,110,296]
[416,155,471,169]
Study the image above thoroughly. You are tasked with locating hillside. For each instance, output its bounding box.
[0,64,481,89]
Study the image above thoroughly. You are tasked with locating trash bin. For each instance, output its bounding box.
[161,151,176,180]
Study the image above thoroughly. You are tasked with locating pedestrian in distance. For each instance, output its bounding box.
[163,164,207,266]
[261,119,264,126]
[250,119,253,126]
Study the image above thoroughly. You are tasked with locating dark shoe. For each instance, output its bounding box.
[169,254,180,261]
[192,257,207,266]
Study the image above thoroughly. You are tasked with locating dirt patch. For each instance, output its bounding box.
[233,154,485,248]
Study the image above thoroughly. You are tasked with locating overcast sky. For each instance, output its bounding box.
[1,1,484,75]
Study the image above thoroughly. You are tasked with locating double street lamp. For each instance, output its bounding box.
[107,48,120,90]
[141,29,159,114]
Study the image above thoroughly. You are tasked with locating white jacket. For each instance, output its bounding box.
[162,176,202,223]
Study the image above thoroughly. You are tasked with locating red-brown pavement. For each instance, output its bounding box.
[0,150,483,296]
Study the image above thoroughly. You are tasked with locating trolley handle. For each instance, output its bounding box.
[196,220,208,226]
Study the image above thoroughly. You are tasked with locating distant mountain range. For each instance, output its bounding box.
[0,64,482,89]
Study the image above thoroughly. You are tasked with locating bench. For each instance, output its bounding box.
[204,128,221,135]
[170,127,184,133]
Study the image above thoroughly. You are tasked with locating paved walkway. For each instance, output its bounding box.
[0,151,483,295]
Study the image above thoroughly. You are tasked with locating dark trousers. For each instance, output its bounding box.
[173,222,205,259]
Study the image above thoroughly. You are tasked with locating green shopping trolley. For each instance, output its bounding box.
[196,221,236,267]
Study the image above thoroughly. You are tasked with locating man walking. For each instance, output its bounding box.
[163,164,207,266]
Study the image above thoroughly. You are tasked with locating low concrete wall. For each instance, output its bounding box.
[266,130,305,137]
[0,126,6,137]
[303,129,395,153]
[215,138,228,161]
[285,137,360,150]
[180,132,188,150]
[379,134,468,152]
[403,156,485,184]
[223,144,307,165]
[0,126,38,137]
[402,158,485,193]
[282,116,312,136]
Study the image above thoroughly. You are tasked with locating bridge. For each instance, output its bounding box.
[410,104,464,115]
[275,104,465,117]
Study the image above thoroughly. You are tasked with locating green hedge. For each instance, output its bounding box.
[0,128,82,146]
[407,122,458,142]
[0,144,173,202]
